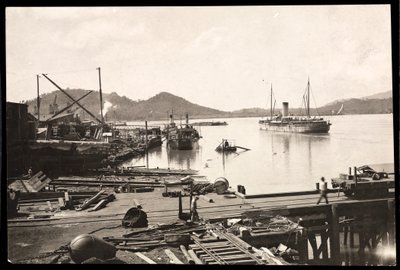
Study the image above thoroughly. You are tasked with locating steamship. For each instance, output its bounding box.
[259,79,331,133]
[165,114,200,150]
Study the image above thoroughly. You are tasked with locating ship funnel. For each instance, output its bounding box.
[282,102,289,117]
[169,114,174,123]
[185,114,189,124]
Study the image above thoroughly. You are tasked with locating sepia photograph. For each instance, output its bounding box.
[4,3,396,265]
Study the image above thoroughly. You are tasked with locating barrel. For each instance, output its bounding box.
[69,234,116,264]
[214,177,229,194]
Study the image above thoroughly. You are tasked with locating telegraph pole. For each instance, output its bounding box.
[97,67,104,124]
[36,75,40,122]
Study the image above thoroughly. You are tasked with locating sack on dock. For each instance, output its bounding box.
[122,208,148,228]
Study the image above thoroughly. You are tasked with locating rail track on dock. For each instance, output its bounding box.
[189,231,267,265]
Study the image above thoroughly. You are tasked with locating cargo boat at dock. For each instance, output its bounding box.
[165,114,200,150]
[331,163,395,198]
[259,79,331,133]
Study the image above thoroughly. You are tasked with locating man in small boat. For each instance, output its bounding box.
[224,140,229,149]
[316,177,329,204]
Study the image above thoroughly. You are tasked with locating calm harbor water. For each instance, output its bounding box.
[122,114,394,195]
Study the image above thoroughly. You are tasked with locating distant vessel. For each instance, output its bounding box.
[258,83,276,125]
[193,121,228,126]
[259,78,332,133]
[165,114,200,150]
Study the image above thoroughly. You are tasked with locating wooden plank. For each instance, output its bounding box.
[187,249,204,264]
[208,259,256,265]
[191,242,232,248]
[201,250,243,257]
[46,201,53,212]
[88,199,109,212]
[245,190,319,199]
[77,190,105,210]
[164,249,184,264]
[133,199,142,209]
[193,247,239,254]
[134,252,157,264]
[203,254,253,261]
[199,195,214,203]
[58,197,65,209]
[180,245,194,264]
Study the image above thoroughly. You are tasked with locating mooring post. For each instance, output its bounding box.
[189,182,193,217]
[321,232,329,261]
[387,199,394,246]
[354,166,357,197]
[330,204,341,265]
[298,235,309,264]
[349,220,354,248]
[178,191,182,217]
[343,217,348,245]
[358,231,366,264]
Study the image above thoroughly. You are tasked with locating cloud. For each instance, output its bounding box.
[184,27,229,54]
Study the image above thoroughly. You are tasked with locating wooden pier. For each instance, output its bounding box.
[8,188,395,265]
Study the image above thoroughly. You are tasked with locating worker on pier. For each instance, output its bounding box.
[317,177,329,204]
[191,196,200,222]
[27,167,33,178]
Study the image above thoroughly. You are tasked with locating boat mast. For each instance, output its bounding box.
[307,77,310,118]
[270,84,273,120]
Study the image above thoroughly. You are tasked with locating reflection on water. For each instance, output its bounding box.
[122,114,393,194]
[166,147,200,170]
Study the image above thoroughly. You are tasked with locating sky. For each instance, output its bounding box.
[6,5,392,111]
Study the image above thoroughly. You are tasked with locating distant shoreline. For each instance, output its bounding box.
[119,112,393,122]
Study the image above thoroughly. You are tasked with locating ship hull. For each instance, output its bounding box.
[259,121,331,133]
[167,138,195,150]
[27,140,111,174]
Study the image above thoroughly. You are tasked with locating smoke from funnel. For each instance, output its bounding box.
[103,101,114,115]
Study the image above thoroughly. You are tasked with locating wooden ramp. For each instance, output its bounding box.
[24,171,52,192]
[189,230,268,265]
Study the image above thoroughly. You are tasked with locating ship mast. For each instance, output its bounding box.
[270,84,273,120]
[307,77,310,118]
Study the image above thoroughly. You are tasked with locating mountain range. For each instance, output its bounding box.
[26,89,392,122]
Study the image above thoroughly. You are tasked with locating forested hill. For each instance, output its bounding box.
[26,89,392,121]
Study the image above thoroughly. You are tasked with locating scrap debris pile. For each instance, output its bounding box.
[23,214,302,265]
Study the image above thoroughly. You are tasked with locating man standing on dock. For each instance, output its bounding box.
[317,177,329,204]
[191,196,199,222]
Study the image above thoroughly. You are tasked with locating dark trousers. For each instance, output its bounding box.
[317,191,329,204]
[191,210,199,221]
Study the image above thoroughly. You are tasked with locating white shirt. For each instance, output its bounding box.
[320,181,327,191]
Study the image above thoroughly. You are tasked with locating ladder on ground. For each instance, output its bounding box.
[189,231,267,265]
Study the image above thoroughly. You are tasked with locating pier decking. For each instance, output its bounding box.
[8,188,395,264]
